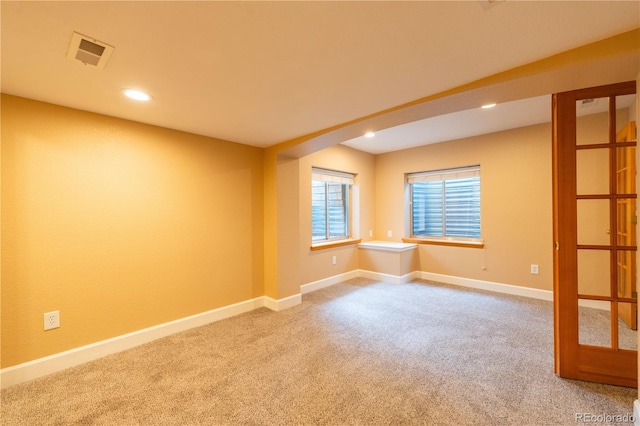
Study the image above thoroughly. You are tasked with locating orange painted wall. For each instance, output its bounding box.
[375,122,553,291]
[298,145,375,284]
[1,95,264,367]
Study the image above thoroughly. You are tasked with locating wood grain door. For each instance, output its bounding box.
[553,81,638,388]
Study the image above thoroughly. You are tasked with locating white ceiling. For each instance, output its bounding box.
[2,1,639,153]
[342,95,553,154]
[342,93,639,154]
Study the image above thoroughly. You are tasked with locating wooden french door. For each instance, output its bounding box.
[553,81,638,388]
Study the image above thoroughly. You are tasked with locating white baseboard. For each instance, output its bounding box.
[0,295,294,389]
[421,272,554,302]
[358,269,422,285]
[263,293,302,311]
[578,299,612,311]
[419,272,615,311]
[634,399,639,426]
[300,269,421,294]
[301,270,360,294]
[301,270,551,302]
[0,270,558,390]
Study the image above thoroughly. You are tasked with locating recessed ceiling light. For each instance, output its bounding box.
[123,89,152,101]
[481,103,496,109]
[365,132,375,138]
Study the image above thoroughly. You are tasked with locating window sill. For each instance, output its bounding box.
[402,237,485,249]
[310,238,362,251]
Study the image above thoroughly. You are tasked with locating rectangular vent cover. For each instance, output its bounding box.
[67,32,114,70]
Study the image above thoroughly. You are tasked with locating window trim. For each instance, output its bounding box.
[311,167,355,246]
[310,238,362,251]
[407,165,482,244]
[402,237,484,249]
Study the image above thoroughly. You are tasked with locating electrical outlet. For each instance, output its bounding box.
[369,230,373,237]
[44,311,60,330]
[530,264,539,275]
[332,256,337,265]
[387,230,392,237]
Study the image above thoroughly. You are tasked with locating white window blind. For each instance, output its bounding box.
[408,165,481,239]
[312,168,355,185]
[407,166,480,183]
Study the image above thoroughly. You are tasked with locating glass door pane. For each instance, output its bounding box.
[619,302,638,350]
[577,199,610,246]
[577,148,609,195]
[578,301,611,347]
[617,251,633,297]
[578,250,610,297]
[576,97,609,145]
[616,94,637,136]
[616,199,636,245]
[616,147,635,195]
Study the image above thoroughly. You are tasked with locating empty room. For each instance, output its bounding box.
[2,1,640,425]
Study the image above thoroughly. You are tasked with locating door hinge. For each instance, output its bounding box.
[554,242,560,251]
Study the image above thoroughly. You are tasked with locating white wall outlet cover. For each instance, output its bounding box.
[44,311,60,330]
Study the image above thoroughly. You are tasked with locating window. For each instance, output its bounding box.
[312,168,354,242]
[408,165,481,241]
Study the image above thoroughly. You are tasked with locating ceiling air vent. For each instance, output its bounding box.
[66,32,114,70]
[579,98,600,111]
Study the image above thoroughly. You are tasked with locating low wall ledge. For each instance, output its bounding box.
[358,241,418,253]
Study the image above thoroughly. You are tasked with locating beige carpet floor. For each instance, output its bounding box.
[1,278,637,425]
